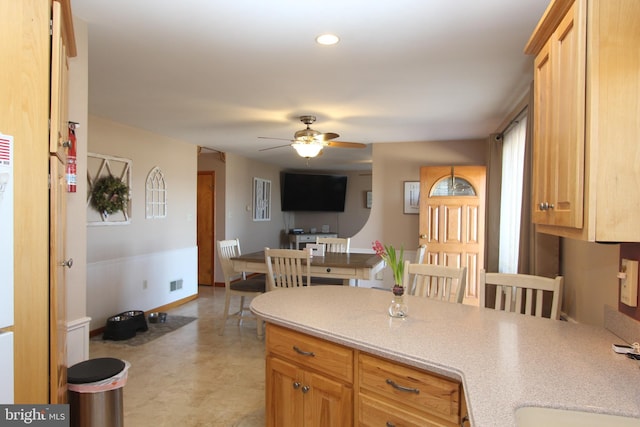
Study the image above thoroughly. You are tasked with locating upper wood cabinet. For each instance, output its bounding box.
[526,0,640,242]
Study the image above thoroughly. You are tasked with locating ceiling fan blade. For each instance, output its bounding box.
[327,141,366,149]
[258,136,294,142]
[314,132,340,141]
[258,143,292,152]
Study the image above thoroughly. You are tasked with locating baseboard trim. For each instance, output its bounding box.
[89,293,199,337]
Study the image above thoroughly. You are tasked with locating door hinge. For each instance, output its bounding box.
[50,19,53,36]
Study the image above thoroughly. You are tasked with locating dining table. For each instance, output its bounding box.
[231,251,385,286]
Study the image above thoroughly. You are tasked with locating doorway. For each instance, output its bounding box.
[197,172,216,286]
[419,166,486,305]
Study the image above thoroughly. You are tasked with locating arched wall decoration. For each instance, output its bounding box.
[145,166,167,219]
[87,153,132,225]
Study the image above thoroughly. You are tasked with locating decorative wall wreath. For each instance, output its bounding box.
[90,175,130,215]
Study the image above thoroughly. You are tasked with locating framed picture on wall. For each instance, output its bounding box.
[253,177,271,221]
[403,181,420,214]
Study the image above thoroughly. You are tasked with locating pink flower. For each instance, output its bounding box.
[372,240,405,286]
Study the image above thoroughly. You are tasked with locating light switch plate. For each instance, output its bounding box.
[620,259,638,307]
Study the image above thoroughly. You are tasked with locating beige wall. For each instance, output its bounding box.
[561,238,620,326]
[87,116,197,261]
[86,115,198,328]
[352,139,487,252]
[224,153,287,253]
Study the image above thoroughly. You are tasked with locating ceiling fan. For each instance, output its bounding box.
[258,115,366,159]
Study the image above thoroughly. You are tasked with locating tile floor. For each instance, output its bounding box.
[89,286,266,427]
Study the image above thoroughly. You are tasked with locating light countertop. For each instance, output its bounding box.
[250,285,640,426]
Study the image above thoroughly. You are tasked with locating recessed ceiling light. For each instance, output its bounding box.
[316,34,340,46]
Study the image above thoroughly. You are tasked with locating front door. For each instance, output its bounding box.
[419,166,486,305]
[197,172,215,286]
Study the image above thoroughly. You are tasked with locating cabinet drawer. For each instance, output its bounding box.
[359,353,460,424]
[359,393,455,427]
[267,324,354,383]
[316,266,356,277]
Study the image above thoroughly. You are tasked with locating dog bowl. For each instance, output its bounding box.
[148,312,167,323]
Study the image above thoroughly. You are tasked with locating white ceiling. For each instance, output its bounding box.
[72,0,548,170]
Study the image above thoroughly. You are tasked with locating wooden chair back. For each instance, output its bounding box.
[479,270,564,319]
[217,238,244,282]
[403,260,467,303]
[217,238,266,337]
[264,247,311,290]
[316,237,351,253]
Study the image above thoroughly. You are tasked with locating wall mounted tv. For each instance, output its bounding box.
[281,172,348,212]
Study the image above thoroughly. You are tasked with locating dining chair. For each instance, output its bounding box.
[403,260,467,304]
[312,237,351,285]
[315,236,351,254]
[264,247,312,290]
[479,270,564,320]
[217,239,266,336]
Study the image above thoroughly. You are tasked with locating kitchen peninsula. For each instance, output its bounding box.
[251,286,640,426]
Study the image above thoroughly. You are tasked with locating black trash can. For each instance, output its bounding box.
[68,357,129,427]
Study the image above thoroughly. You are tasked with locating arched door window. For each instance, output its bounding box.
[430,172,477,197]
[146,166,167,218]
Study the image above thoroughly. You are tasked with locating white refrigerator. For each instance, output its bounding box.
[0,133,14,403]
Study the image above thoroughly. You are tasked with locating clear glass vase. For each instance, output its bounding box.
[388,286,408,318]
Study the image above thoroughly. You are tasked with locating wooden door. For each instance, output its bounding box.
[49,156,67,403]
[197,172,215,286]
[419,166,485,305]
[49,1,71,404]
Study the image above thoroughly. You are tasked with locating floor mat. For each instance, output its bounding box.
[92,315,197,346]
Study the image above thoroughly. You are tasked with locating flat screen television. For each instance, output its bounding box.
[281,172,348,212]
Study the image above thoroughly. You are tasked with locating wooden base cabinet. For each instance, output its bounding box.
[357,353,464,427]
[265,324,469,427]
[266,324,354,427]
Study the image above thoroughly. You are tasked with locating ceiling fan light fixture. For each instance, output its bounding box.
[292,142,323,158]
[316,34,340,46]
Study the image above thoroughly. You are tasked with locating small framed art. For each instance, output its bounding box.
[403,181,420,214]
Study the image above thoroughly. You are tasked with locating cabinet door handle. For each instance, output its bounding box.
[293,346,315,357]
[385,378,420,394]
[301,385,310,393]
[386,422,396,427]
[539,202,548,211]
[293,382,301,389]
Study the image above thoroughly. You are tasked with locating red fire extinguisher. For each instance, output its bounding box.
[66,122,77,193]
